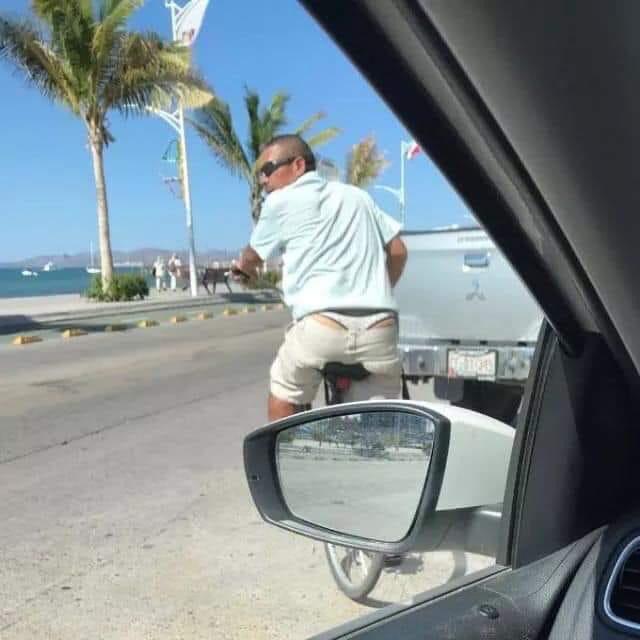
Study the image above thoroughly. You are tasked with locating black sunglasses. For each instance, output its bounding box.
[259,156,297,177]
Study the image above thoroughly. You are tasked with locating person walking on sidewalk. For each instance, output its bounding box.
[167,253,182,292]
[153,256,167,292]
[232,134,408,422]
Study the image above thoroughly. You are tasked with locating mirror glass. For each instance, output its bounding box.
[276,410,435,542]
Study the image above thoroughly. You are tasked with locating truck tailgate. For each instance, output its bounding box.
[396,229,543,344]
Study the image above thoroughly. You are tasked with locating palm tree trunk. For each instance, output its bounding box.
[88,127,114,286]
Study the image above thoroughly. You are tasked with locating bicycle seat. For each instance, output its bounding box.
[321,362,370,381]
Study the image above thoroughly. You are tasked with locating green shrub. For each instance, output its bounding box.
[85,274,149,302]
[246,270,281,290]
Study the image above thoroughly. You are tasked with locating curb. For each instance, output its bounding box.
[8,304,290,347]
[0,290,281,332]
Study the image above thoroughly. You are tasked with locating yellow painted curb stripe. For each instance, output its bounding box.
[223,308,238,316]
[105,324,127,332]
[12,335,43,345]
[196,312,213,320]
[138,319,159,328]
[243,307,257,313]
[170,315,188,324]
[62,328,88,338]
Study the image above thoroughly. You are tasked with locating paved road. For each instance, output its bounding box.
[0,311,492,639]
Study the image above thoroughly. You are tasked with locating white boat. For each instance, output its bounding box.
[86,242,100,274]
[21,269,38,277]
[42,261,55,272]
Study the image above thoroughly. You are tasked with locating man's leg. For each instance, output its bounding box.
[268,394,303,422]
[201,273,211,295]
[268,319,323,422]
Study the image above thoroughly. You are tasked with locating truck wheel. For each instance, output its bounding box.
[453,380,522,425]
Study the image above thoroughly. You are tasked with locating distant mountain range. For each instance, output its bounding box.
[0,248,240,269]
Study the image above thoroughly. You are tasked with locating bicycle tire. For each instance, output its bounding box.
[324,542,384,601]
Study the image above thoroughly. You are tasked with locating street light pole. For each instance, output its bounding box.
[162,0,198,297]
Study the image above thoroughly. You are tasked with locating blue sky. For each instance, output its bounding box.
[0,0,473,261]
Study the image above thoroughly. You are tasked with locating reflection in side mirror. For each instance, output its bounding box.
[276,411,435,543]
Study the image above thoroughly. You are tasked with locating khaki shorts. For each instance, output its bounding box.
[270,311,402,406]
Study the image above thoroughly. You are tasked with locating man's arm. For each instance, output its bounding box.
[386,235,408,287]
[235,245,264,283]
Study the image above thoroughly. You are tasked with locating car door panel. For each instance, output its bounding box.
[310,529,600,640]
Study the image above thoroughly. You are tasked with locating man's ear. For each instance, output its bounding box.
[294,157,307,176]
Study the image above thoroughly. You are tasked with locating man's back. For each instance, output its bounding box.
[251,172,402,319]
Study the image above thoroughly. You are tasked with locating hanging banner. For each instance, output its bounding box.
[175,0,211,46]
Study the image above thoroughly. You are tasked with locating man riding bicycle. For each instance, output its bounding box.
[233,134,408,422]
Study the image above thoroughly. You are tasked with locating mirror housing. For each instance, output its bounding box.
[244,401,514,554]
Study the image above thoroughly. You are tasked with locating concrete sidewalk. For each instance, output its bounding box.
[0,286,281,331]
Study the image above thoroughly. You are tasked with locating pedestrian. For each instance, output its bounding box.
[168,253,182,292]
[232,134,408,422]
[153,256,167,292]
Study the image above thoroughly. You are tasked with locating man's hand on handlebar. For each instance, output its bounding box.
[228,261,252,284]
[230,247,263,285]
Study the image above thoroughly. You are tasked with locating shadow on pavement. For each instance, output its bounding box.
[0,317,138,336]
[383,553,424,577]
[0,290,283,337]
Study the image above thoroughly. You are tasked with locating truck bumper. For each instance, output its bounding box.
[399,343,535,383]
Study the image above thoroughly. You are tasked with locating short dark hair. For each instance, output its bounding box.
[262,134,316,172]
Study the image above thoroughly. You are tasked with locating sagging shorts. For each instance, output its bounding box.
[270,310,402,406]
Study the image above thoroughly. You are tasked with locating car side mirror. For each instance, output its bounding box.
[244,401,514,555]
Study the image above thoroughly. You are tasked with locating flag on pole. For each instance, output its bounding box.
[176,0,210,46]
[405,140,421,160]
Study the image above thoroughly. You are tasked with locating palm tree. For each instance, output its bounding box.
[189,88,340,222]
[344,135,388,188]
[0,1,210,286]
[316,135,388,188]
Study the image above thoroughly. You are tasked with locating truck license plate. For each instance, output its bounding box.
[447,350,497,379]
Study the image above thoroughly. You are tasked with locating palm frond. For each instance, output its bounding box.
[262,91,289,140]
[294,111,326,137]
[99,0,143,23]
[244,88,290,162]
[32,0,94,92]
[94,0,143,57]
[31,0,69,25]
[101,32,212,113]
[345,136,389,188]
[306,126,341,150]
[188,97,251,179]
[244,87,263,163]
[0,16,80,111]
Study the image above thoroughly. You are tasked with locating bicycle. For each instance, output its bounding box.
[229,264,405,600]
[314,361,407,602]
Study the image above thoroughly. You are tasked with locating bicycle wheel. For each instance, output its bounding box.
[324,542,384,601]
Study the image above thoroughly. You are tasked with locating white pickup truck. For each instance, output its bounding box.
[395,227,544,422]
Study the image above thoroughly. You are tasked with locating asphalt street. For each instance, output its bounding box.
[0,310,493,639]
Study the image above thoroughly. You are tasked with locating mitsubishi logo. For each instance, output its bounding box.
[466,279,486,301]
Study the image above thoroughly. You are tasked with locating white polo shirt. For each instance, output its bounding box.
[250,171,401,320]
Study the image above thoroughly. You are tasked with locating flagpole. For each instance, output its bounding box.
[374,139,408,226]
